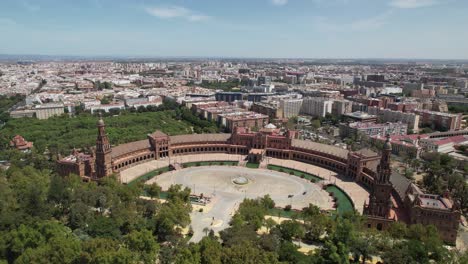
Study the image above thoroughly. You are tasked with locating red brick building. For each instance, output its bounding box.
[57,117,461,243]
[413,109,461,131]
[10,135,33,151]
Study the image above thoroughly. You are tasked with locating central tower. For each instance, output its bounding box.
[95,115,113,178]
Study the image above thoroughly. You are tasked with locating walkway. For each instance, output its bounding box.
[119,154,246,183]
[266,158,369,213]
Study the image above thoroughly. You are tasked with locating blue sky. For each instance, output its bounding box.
[0,0,467,59]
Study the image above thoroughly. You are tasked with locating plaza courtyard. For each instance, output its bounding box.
[147,166,334,242]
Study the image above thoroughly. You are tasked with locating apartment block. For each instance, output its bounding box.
[301,97,333,117]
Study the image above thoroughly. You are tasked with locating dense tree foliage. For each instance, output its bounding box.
[0,156,192,263]
[0,153,466,263]
[0,94,24,122]
[0,100,219,155]
[421,153,468,213]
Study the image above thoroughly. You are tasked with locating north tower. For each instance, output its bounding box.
[95,115,113,178]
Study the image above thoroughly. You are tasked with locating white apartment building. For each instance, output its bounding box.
[368,106,420,132]
[340,121,408,138]
[300,97,333,118]
[280,99,303,118]
[34,103,65,119]
[89,102,125,114]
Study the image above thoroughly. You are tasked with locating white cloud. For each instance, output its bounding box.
[314,11,393,32]
[389,0,439,9]
[271,0,288,6]
[145,6,211,22]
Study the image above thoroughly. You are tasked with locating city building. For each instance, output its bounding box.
[368,107,420,133]
[57,117,461,243]
[340,122,408,138]
[343,112,378,123]
[365,136,461,244]
[412,89,436,98]
[332,100,353,116]
[370,134,422,158]
[391,172,461,244]
[89,102,126,114]
[34,103,65,119]
[301,97,333,117]
[9,135,33,152]
[221,112,269,131]
[413,109,462,131]
[386,102,418,113]
[280,99,303,118]
[251,102,282,119]
[215,92,243,102]
[57,149,95,179]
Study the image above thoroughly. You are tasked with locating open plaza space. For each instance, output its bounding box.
[148,166,334,242]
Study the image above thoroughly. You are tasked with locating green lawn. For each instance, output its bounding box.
[267,164,354,216]
[325,185,354,215]
[183,161,238,167]
[268,207,301,219]
[267,165,322,182]
[127,166,170,186]
[246,162,260,169]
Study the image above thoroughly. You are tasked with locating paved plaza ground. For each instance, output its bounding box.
[119,154,244,183]
[264,158,369,213]
[119,154,371,242]
[148,166,334,242]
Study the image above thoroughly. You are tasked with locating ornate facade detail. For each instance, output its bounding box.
[95,116,113,179]
[56,122,461,243]
[364,134,395,230]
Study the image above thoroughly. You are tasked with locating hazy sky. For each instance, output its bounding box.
[0,0,467,59]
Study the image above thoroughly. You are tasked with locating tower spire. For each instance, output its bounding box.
[95,114,112,178]
[364,134,393,218]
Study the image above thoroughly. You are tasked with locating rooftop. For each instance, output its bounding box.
[291,139,349,159]
[170,133,231,145]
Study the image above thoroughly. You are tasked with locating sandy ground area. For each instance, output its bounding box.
[150,166,333,242]
[119,154,245,183]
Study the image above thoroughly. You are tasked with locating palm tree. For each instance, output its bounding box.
[203,227,210,237]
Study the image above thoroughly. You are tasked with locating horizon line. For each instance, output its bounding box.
[1,53,468,62]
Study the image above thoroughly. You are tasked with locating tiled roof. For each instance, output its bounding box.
[169,133,231,145]
[354,148,378,158]
[150,130,168,138]
[390,172,412,201]
[291,139,349,159]
[111,139,151,158]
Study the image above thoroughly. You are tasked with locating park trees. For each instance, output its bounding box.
[124,229,159,264]
[301,204,331,242]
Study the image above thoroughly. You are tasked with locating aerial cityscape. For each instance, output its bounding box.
[1,0,468,263]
